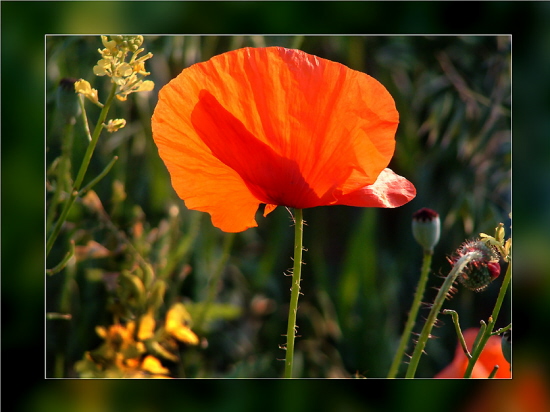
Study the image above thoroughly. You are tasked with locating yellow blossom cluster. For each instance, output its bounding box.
[74,79,100,107]
[74,35,154,108]
[93,35,154,101]
[75,302,199,378]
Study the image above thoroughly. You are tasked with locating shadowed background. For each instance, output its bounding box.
[2,1,549,411]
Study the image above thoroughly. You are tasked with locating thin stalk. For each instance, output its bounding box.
[488,365,499,378]
[388,250,432,378]
[47,240,75,276]
[463,259,511,377]
[74,83,117,190]
[493,324,511,336]
[47,83,118,256]
[442,309,471,358]
[78,94,93,141]
[405,252,477,378]
[78,155,119,196]
[284,208,304,378]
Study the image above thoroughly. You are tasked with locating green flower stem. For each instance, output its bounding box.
[488,365,499,378]
[388,250,432,378]
[493,324,511,336]
[78,94,93,141]
[46,83,118,257]
[405,252,477,378]
[77,155,119,196]
[463,259,511,378]
[284,208,304,378]
[74,83,117,190]
[442,309,471,358]
[46,240,75,276]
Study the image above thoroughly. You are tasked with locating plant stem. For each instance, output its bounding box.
[388,250,432,378]
[284,208,304,378]
[73,84,117,190]
[442,309,471,358]
[463,259,511,377]
[77,155,119,196]
[47,83,117,257]
[405,252,477,378]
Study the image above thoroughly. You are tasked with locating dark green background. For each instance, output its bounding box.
[2,1,549,411]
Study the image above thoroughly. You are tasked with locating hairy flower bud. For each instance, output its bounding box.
[450,239,501,292]
[412,208,440,254]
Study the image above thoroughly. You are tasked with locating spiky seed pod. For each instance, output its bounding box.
[450,239,501,292]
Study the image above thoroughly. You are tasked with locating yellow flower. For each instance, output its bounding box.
[165,303,200,345]
[114,62,133,78]
[93,59,111,76]
[104,118,126,133]
[74,79,100,106]
[76,321,170,378]
[132,61,150,75]
[136,80,154,92]
[92,35,155,101]
[101,35,117,52]
[138,310,156,340]
[141,355,169,375]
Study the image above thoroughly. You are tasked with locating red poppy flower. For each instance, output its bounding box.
[435,328,511,378]
[152,47,416,232]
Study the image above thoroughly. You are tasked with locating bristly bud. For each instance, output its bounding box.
[412,208,440,254]
[450,239,500,292]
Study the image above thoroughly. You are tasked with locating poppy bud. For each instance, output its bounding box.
[412,208,440,254]
[501,329,511,364]
[451,239,500,292]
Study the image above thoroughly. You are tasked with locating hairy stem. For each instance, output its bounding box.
[405,252,477,378]
[388,250,432,378]
[464,259,511,377]
[284,208,304,378]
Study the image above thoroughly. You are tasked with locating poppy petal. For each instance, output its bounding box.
[334,168,416,208]
[152,89,261,232]
[190,89,319,208]
[152,47,411,232]
[263,204,278,217]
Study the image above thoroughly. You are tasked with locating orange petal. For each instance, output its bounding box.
[333,168,416,208]
[152,85,261,233]
[263,204,278,217]
[152,47,404,231]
